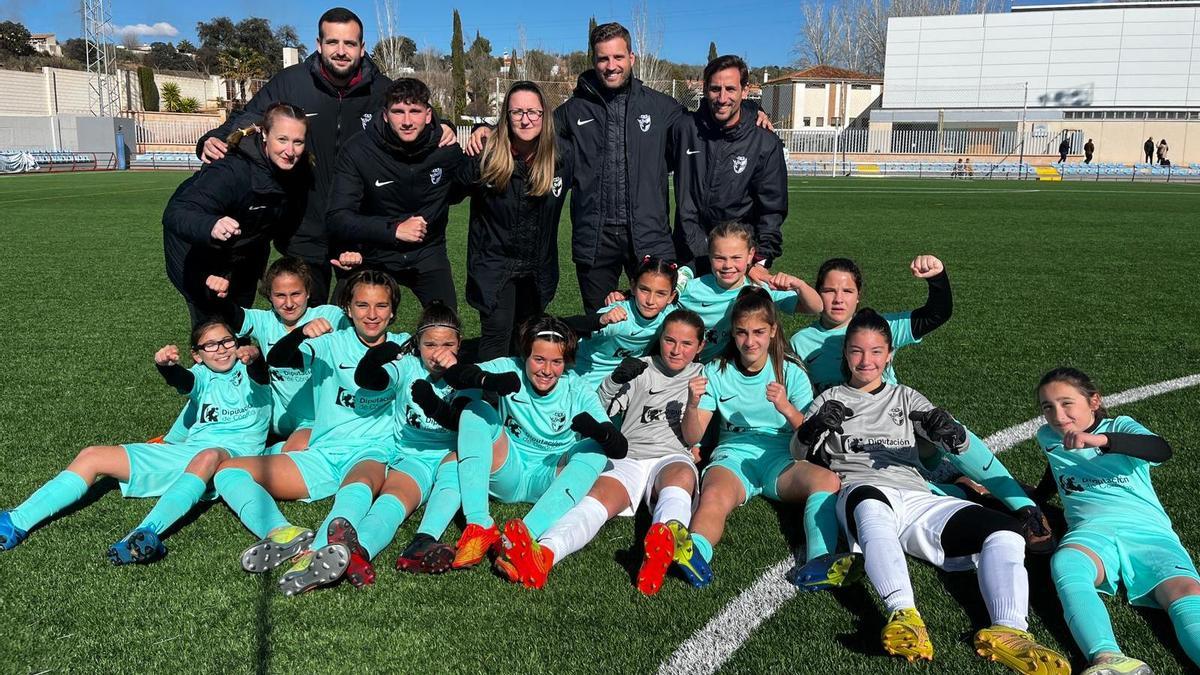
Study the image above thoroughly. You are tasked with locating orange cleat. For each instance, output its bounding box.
[452,523,501,569]
[637,522,676,596]
[499,519,554,589]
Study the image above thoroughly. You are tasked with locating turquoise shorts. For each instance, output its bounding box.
[704,439,796,504]
[387,448,451,503]
[1062,521,1200,608]
[490,439,603,504]
[287,442,395,502]
[120,441,261,498]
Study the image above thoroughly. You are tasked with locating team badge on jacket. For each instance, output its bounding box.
[430,167,443,185]
[552,176,563,197]
[361,113,372,129]
[733,155,748,174]
[637,114,652,132]
[888,407,904,426]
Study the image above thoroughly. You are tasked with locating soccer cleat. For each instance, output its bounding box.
[107,527,166,565]
[240,525,314,573]
[1081,655,1154,675]
[785,551,865,592]
[881,608,934,662]
[395,533,455,575]
[452,523,501,569]
[637,522,676,596]
[146,435,167,444]
[493,550,521,584]
[666,520,713,589]
[0,511,29,551]
[326,517,375,589]
[277,544,350,597]
[498,519,553,589]
[974,625,1070,675]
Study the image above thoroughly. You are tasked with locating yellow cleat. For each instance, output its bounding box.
[974,625,1071,674]
[881,608,934,662]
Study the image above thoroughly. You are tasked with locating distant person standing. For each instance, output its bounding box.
[1144,137,1155,164]
[1158,139,1170,166]
[1084,139,1095,164]
[1058,136,1070,164]
[964,157,974,177]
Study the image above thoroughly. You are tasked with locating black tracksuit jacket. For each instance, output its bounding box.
[670,99,788,266]
[325,113,467,270]
[195,53,392,263]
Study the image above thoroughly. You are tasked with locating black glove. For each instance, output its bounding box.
[794,400,854,449]
[442,363,521,396]
[410,380,470,431]
[570,413,628,459]
[1016,505,1055,555]
[354,341,404,390]
[610,357,648,385]
[909,408,966,452]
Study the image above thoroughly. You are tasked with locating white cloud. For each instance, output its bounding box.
[112,22,179,38]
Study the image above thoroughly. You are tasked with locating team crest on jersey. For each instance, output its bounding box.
[637,114,651,132]
[361,113,373,129]
[230,370,243,386]
[335,387,356,409]
[430,167,444,185]
[888,407,904,426]
[504,415,523,438]
[732,155,748,174]
[550,411,568,432]
[552,176,563,197]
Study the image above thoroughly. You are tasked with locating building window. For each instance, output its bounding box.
[803,117,811,127]
[851,84,873,90]
[816,117,824,126]
[805,83,825,89]
[831,116,842,126]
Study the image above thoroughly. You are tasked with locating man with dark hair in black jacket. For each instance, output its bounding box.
[672,55,787,278]
[195,7,454,303]
[326,78,467,311]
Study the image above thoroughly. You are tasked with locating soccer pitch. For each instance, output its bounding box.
[1,171,1198,673]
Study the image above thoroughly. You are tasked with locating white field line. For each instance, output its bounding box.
[658,372,1200,675]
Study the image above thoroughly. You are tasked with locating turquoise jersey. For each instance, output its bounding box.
[788,311,921,393]
[302,327,410,449]
[677,274,799,362]
[240,304,350,434]
[180,360,272,453]
[573,300,671,389]
[479,357,611,458]
[698,356,814,447]
[386,354,457,452]
[1036,416,1173,531]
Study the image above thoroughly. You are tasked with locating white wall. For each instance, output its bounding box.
[884,6,1200,109]
[0,67,225,117]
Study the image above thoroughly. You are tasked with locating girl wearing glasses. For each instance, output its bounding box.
[454,81,574,360]
[0,321,271,564]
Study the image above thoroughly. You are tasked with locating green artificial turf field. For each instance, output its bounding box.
[1,171,1199,674]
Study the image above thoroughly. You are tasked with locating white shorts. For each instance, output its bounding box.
[601,454,699,518]
[837,484,977,572]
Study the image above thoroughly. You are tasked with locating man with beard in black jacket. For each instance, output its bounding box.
[671,55,787,277]
[326,78,467,310]
[195,7,454,303]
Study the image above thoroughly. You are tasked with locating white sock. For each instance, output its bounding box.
[537,496,608,564]
[977,530,1029,630]
[853,499,915,614]
[652,486,693,527]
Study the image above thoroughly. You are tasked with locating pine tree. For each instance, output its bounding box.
[708,41,718,63]
[451,10,466,123]
[587,16,598,61]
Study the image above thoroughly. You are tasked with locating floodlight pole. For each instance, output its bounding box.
[1018,81,1028,180]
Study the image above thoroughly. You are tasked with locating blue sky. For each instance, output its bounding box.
[4,0,806,67]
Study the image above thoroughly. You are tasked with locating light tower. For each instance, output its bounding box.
[81,0,121,116]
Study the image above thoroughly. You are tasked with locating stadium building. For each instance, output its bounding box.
[869,0,1200,163]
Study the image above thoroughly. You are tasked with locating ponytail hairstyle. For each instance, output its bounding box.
[840,307,892,382]
[815,257,863,293]
[718,285,799,383]
[480,81,558,196]
[1037,367,1110,420]
[708,220,756,256]
[336,269,401,325]
[647,308,706,357]
[632,255,680,293]
[401,300,462,354]
[190,319,236,351]
[224,101,310,156]
[518,314,579,367]
[258,256,315,300]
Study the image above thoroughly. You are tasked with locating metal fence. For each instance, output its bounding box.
[777,128,1084,157]
[132,111,222,149]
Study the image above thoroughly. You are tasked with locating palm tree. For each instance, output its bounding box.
[219,47,269,102]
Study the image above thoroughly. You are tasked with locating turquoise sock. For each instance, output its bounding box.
[523,445,606,538]
[1050,547,1120,659]
[946,430,1035,511]
[10,470,89,531]
[803,490,839,561]
[136,473,207,535]
[692,532,714,563]
[357,494,408,560]
[312,482,375,548]
[213,468,289,539]
[457,399,500,528]
[1167,595,1200,667]
[416,461,460,539]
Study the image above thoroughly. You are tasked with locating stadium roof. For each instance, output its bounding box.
[764,66,882,85]
[1012,0,1200,11]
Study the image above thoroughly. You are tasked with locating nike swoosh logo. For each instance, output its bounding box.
[803,353,820,364]
[718,395,736,403]
[648,388,667,396]
[686,149,700,155]
[248,205,267,211]
[305,112,319,117]
[576,118,595,126]
[700,302,716,307]
[338,363,356,370]
[981,457,994,472]
[374,179,394,187]
[629,330,645,337]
